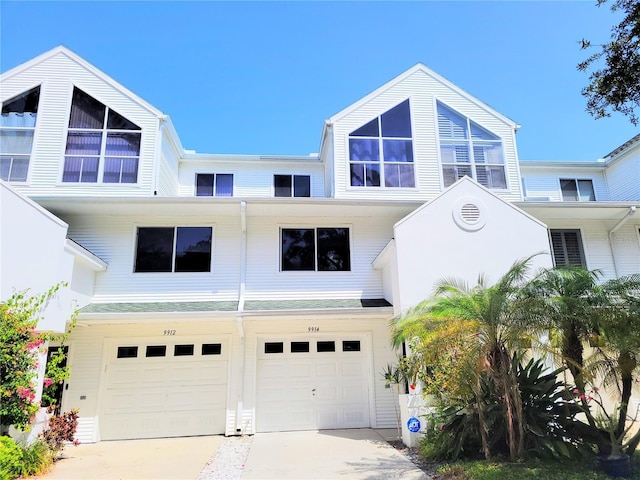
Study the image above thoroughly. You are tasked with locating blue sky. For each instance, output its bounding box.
[1,1,638,161]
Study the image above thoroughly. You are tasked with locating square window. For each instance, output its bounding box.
[265,342,284,354]
[202,343,222,355]
[274,175,311,197]
[291,341,310,353]
[317,341,335,352]
[281,228,350,272]
[117,346,138,358]
[174,344,194,356]
[145,345,166,357]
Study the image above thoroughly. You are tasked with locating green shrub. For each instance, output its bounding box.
[18,439,52,477]
[0,436,22,480]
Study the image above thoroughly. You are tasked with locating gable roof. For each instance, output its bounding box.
[0,45,165,118]
[328,63,520,130]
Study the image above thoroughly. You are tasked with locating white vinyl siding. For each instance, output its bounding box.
[605,153,640,201]
[0,51,159,196]
[520,167,609,201]
[331,69,521,202]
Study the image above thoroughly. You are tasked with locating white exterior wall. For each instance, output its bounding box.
[0,182,73,331]
[177,159,325,198]
[393,178,553,313]
[520,166,609,201]
[155,131,180,196]
[605,152,640,201]
[331,69,522,203]
[0,51,160,197]
[64,213,241,303]
[243,213,395,301]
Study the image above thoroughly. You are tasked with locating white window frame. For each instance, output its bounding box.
[194,173,234,197]
[133,225,214,274]
[62,88,141,184]
[279,225,352,273]
[0,85,40,183]
[273,174,311,197]
[437,101,508,190]
[559,178,596,202]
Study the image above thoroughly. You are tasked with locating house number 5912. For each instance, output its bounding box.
[308,327,319,332]
[163,330,176,336]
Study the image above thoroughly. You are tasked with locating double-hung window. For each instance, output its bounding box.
[134,226,212,273]
[0,86,40,182]
[195,173,233,196]
[560,179,595,201]
[274,174,310,197]
[63,88,141,183]
[281,227,350,271]
[549,229,586,267]
[438,102,506,189]
[349,100,414,188]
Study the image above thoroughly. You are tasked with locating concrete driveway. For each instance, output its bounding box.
[37,429,429,480]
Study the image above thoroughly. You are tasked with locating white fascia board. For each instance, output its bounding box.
[179,152,320,163]
[602,133,640,161]
[520,160,606,169]
[372,239,395,270]
[2,46,166,119]
[328,63,519,129]
[1,180,68,229]
[64,239,107,271]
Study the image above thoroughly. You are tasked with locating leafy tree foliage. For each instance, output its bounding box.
[578,0,640,125]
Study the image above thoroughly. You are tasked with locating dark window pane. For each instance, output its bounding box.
[274,175,292,197]
[80,157,99,182]
[196,174,215,196]
[105,132,141,156]
[350,163,364,186]
[281,228,315,271]
[265,342,284,354]
[202,343,222,355]
[383,140,413,163]
[381,100,412,137]
[343,341,361,352]
[365,163,380,187]
[117,346,138,358]
[121,157,138,183]
[2,86,40,115]
[399,164,415,188]
[62,157,81,182]
[69,88,105,129]
[175,227,212,272]
[291,341,310,353]
[317,228,350,271]
[561,179,579,201]
[293,175,311,197]
[107,109,141,130]
[349,138,379,161]
[146,345,167,357]
[145,345,167,357]
[135,227,174,272]
[174,344,194,356]
[215,174,233,197]
[350,118,379,137]
[317,341,335,352]
[104,157,138,184]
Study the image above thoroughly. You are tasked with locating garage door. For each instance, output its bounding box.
[256,335,370,432]
[100,338,228,440]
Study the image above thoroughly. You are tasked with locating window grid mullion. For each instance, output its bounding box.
[171,227,178,272]
[313,228,319,271]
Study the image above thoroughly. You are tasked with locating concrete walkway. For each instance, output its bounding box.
[36,429,429,480]
[241,429,429,479]
[37,435,223,480]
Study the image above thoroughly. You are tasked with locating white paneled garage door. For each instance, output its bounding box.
[256,335,371,432]
[100,338,229,440]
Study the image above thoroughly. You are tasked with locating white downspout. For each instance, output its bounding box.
[608,206,637,278]
[235,201,247,433]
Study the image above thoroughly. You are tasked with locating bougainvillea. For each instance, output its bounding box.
[0,284,72,431]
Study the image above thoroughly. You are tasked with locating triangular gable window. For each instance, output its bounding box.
[0,86,40,182]
[348,99,414,188]
[437,101,506,189]
[63,87,141,184]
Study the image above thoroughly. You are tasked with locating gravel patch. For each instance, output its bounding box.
[388,440,440,478]
[198,435,253,480]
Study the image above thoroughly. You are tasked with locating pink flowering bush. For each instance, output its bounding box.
[0,285,71,431]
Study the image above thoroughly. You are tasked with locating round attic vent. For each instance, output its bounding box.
[460,203,481,224]
[452,197,487,232]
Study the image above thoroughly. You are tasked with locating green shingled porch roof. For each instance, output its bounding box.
[79,299,391,314]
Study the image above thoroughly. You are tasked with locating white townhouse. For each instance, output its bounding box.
[1,46,638,444]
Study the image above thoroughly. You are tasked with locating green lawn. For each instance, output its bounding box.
[432,454,640,480]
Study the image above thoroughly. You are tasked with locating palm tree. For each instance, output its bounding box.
[392,257,539,461]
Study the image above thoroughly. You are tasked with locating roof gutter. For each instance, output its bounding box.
[608,206,637,277]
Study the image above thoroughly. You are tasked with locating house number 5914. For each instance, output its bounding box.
[308,327,319,332]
